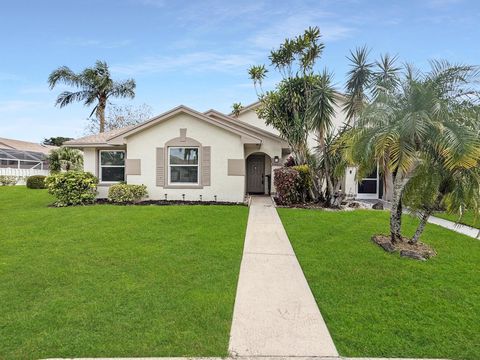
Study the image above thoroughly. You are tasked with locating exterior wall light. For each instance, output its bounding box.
[274,156,280,164]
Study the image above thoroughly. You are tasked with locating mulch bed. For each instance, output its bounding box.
[372,234,437,261]
[94,199,246,206]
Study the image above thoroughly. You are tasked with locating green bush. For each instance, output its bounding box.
[26,175,47,189]
[0,175,18,186]
[273,167,301,205]
[108,184,148,203]
[292,164,312,201]
[45,171,98,207]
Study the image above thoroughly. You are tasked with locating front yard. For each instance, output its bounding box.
[278,208,480,360]
[0,187,248,359]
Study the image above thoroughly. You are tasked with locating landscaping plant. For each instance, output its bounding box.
[26,175,46,189]
[45,171,98,207]
[47,147,83,172]
[48,60,136,133]
[0,175,18,186]
[343,49,480,247]
[248,27,342,204]
[273,167,301,205]
[108,183,148,203]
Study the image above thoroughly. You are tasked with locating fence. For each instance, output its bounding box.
[0,168,50,185]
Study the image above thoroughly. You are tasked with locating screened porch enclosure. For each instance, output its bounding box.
[0,148,49,170]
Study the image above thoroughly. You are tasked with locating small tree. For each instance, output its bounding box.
[248,27,339,203]
[231,102,243,118]
[47,147,83,172]
[43,137,73,146]
[48,61,136,133]
[85,103,152,134]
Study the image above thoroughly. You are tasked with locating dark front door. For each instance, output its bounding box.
[247,155,265,194]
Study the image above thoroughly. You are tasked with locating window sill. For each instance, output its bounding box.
[98,182,123,187]
[164,184,204,189]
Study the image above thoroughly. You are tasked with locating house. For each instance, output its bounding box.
[64,98,386,202]
[0,137,55,181]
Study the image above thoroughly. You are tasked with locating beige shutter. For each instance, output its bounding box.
[202,146,211,186]
[156,147,165,186]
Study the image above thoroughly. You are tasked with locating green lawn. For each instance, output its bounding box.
[0,187,248,359]
[435,211,480,229]
[278,208,480,360]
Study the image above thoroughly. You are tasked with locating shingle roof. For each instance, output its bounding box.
[63,126,135,146]
[0,137,57,155]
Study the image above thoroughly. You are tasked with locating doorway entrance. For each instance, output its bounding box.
[246,154,265,194]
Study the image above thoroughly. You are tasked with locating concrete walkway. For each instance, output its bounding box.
[228,196,338,357]
[358,199,479,240]
[428,215,479,239]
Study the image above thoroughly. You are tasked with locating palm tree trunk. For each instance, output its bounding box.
[390,175,407,243]
[410,210,431,244]
[317,134,335,205]
[97,95,107,133]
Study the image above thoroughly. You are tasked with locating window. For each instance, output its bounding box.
[99,150,125,182]
[358,166,378,194]
[168,147,199,184]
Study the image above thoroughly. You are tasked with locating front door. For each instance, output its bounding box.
[247,155,265,194]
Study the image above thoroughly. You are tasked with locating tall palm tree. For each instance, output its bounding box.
[344,57,480,243]
[309,69,338,203]
[48,60,136,133]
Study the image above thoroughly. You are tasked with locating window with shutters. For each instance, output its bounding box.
[168,147,199,185]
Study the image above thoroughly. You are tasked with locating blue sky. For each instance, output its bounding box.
[1,0,479,142]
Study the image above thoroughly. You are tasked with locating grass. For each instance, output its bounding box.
[435,211,480,229]
[0,186,248,359]
[278,208,480,360]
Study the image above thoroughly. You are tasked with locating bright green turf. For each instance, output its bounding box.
[435,211,480,229]
[0,186,248,359]
[278,208,480,360]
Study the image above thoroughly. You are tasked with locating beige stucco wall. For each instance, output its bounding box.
[83,148,96,174]
[125,112,246,202]
[344,166,358,198]
[237,109,280,135]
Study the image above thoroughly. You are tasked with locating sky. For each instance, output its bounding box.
[1,0,479,142]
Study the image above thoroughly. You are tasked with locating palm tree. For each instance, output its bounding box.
[404,155,480,244]
[309,69,338,203]
[47,147,83,172]
[231,102,243,118]
[48,60,136,133]
[344,56,480,243]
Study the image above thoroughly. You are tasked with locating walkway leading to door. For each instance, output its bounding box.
[228,196,338,357]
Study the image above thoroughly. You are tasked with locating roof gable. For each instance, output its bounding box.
[107,105,263,145]
[204,109,288,147]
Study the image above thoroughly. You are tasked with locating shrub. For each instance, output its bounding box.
[0,175,18,186]
[292,164,312,201]
[108,184,148,203]
[26,175,46,189]
[45,171,98,207]
[274,167,301,205]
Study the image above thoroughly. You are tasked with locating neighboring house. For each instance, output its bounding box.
[0,137,55,180]
[64,98,388,202]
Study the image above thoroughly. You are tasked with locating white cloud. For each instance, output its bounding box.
[0,72,22,81]
[250,12,354,49]
[111,51,262,76]
[133,0,166,8]
[57,38,132,49]
[0,100,50,113]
